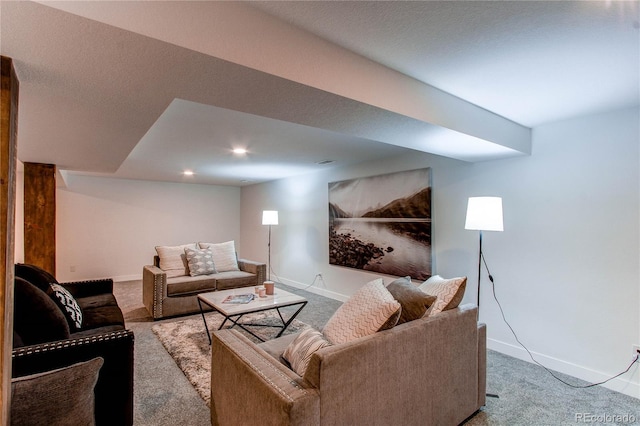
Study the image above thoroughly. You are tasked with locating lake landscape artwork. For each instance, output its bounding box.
[328,168,432,280]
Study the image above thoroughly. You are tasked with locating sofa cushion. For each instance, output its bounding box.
[166,275,217,296]
[185,247,217,276]
[13,277,70,346]
[71,325,125,339]
[214,271,259,291]
[15,263,58,292]
[156,243,197,278]
[322,278,401,345]
[80,304,125,330]
[387,276,437,324]
[258,333,297,366]
[47,283,83,330]
[76,293,119,310]
[283,328,332,376]
[418,275,467,316]
[11,357,103,426]
[199,241,239,272]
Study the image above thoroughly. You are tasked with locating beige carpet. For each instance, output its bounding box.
[152,311,309,406]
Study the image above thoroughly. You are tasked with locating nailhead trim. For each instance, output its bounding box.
[221,331,310,402]
[12,330,134,358]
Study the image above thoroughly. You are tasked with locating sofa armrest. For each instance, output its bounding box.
[142,265,167,319]
[12,329,134,426]
[61,278,113,299]
[211,329,319,426]
[238,259,266,284]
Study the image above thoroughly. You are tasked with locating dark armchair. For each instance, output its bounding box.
[12,264,134,426]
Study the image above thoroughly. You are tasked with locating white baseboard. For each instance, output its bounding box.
[112,274,142,283]
[278,277,349,302]
[488,338,640,400]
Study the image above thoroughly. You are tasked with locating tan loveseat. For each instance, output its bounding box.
[210,304,486,426]
[142,257,266,319]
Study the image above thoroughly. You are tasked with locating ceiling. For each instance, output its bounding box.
[1,1,638,186]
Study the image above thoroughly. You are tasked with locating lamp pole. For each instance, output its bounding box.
[262,210,278,283]
[465,197,503,316]
[267,223,272,281]
[477,230,483,309]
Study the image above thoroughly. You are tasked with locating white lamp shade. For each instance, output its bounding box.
[465,197,503,231]
[262,210,279,225]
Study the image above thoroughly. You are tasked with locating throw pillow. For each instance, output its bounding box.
[322,278,401,345]
[283,328,332,377]
[14,263,58,292]
[198,241,239,272]
[11,357,103,426]
[156,243,197,278]
[48,283,83,330]
[387,276,438,324]
[13,277,70,346]
[418,275,467,316]
[184,247,217,276]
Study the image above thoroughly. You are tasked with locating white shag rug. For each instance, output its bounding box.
[152,311,308,406]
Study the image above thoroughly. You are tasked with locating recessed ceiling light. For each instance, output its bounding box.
[233,148,248,155]
[182,170,194,176]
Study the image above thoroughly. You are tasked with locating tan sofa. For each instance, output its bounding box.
[210,304,486,426]
[142,256,266,319]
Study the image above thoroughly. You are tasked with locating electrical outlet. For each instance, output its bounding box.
[633,345,640,360]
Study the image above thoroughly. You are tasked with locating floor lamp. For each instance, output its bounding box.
[465,197,503,399]
[464,197,503,311]
[262,210,278,282]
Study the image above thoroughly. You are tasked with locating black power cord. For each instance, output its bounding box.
[481,252,639,389]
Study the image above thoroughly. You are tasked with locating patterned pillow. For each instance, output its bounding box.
[156,243,197,278]
[418,275,467,316]
[322,278,401,345]
[387,276,437,324]
[198,241,239,272]
[283,328,332,376]
[47,284,83,330]
[185,248,217,276]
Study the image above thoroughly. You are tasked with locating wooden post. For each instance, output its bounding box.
[23,162,56,275]
[1,55,19,426]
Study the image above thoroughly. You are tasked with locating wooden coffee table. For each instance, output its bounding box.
[197,287,307,344]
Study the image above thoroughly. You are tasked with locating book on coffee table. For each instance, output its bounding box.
[222,293,255,304]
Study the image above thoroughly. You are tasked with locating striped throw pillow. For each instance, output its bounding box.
[283,328,331,376]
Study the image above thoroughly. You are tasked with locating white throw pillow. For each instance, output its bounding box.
[322,278,401,345]
[198,241,239,272]
[283,328,331,377]
[418,275,467,316]
[156,243,197,278]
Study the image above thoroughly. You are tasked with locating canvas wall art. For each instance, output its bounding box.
[328,168,432,280]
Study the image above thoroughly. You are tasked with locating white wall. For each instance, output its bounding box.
[56,175,241,282]
[240,107,639,398]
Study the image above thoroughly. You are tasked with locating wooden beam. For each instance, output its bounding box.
[23,162,56,275]
[1,55,19,426]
